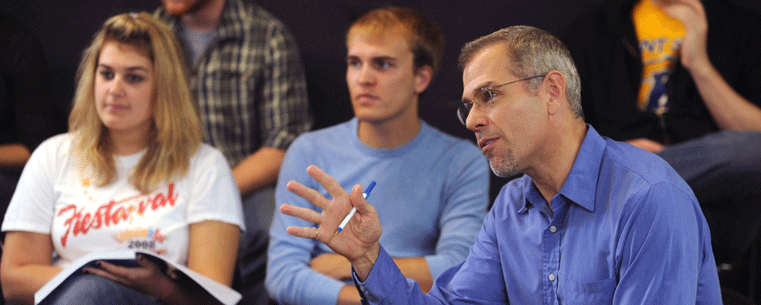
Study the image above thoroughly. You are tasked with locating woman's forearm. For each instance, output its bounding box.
[1,264,62,304]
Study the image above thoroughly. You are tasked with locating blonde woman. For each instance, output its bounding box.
[0,12,244,305]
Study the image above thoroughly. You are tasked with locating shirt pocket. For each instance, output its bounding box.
[557,277,616,305]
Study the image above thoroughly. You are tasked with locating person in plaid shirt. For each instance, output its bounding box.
[156,0,312,303]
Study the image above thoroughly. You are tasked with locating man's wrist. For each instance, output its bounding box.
[351,242,381,281]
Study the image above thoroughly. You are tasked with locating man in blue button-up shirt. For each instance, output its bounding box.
[278,25,722,304]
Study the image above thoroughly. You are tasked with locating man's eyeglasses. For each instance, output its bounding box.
[457,75,546,125]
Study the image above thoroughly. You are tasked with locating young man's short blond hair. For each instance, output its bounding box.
[347,6,444,76]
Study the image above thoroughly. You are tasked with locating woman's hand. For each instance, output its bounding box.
[82,254,175,301]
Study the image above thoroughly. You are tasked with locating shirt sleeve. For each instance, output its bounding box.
[185,146,245,230]
[259,21,312,150]
[265,136,345,305]
[355,211,509,305]
[2,136,61,233]
[612,181,721,304]
[424,141,490,278]
[355,247,441,305]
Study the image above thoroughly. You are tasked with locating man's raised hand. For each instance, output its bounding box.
[280,165,382,280]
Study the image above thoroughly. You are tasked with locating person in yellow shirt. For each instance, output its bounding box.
[565,0,761,286]
[632,0,685,115]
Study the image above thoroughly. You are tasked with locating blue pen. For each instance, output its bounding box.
[336,181,376,233]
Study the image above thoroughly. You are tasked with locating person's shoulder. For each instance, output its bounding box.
[22,133,74,170]
[35,133,73,154]
[236,0,288,27]
[41,133,71,145]
[583,138,702,227]
[603,138,666,173]
[601,138,691,192]
[243,1,276,18]
[190,143,229,167]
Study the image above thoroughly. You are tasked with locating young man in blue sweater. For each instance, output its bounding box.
[266,7,490,305]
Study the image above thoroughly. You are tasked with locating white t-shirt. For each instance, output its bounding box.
[2,134,245,268]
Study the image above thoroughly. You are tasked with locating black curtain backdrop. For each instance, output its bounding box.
[2,0,759,203]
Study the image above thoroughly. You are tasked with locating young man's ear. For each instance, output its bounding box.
[414,65,433,94]
[544,70,566,115]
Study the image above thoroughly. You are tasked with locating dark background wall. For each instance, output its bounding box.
[2,0,759,201]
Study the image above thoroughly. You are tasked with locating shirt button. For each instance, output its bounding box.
[549,226,557,233]
[549,274,556,281]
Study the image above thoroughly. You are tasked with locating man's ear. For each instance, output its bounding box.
[414,65,433,94]
[544,71,566,115]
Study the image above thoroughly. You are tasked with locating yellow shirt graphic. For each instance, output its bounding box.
[633,0,685,115]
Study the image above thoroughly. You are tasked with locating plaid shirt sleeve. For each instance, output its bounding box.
[260,21,311,150]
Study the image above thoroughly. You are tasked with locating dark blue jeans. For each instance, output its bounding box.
[41,274,160,305]
[658,130,761,263]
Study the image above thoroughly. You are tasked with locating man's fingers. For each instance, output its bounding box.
[306,165,348,200]
[281,203,324,224]
[350,184,374,215]
[286,180,331,209]
[286,226,320,240]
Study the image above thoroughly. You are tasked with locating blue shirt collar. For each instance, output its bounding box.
[518,125,605,213]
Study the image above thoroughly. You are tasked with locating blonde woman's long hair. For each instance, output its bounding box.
[68,12,202,194]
